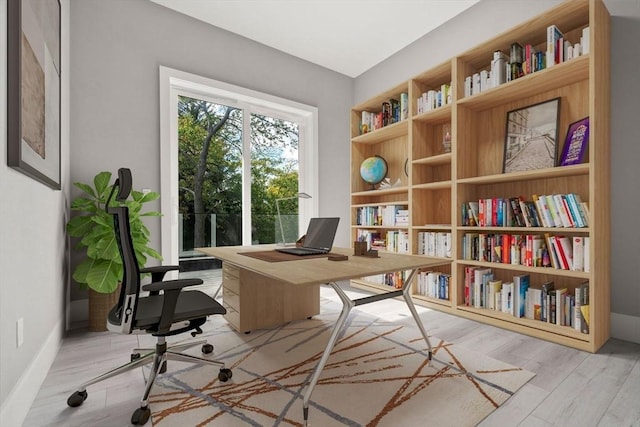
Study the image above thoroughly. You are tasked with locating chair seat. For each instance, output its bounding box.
[133,291,226,330]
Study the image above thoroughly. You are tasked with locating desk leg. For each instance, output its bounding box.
[302,282,354,426]
[401,269,432,359]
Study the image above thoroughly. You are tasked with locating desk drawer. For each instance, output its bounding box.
[222,265,240,294]
[223,303,240,330]
[222,287,240,310]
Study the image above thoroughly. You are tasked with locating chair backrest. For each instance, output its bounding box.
[106,168,141,334]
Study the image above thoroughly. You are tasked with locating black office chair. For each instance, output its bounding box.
[66,168,232,425]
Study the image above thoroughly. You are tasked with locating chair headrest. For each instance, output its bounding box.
[115,168,132,202]
[106,168,133,212]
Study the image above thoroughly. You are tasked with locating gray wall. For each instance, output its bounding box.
[0,0,71,423]
[355,0,640,342]
[68,0,353,302]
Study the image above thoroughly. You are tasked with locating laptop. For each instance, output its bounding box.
[276,217,340,256]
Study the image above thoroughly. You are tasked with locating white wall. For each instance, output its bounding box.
[355,0,640,343]
[0,0,71,424]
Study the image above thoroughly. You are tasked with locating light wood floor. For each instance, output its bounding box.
[24,271,640,427]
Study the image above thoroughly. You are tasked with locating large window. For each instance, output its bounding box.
[160,67,318,269]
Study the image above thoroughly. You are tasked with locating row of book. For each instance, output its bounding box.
[464,268,589,333]
[359,93,408,135]
[355,205,408,227]
[356,229,409,254]
[416,83,452,114]
[415,270,450,300]
[461,232,589,272]
[362,271,406,289]
[461,193,589,228]
[463,25,590,97]
[416,231,452,258]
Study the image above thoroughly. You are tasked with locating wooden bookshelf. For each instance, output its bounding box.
[350,0,610,352]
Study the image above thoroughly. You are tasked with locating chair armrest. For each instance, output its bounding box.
[142,277,204,335]
[140,265,180,282]
[142,277,203,293]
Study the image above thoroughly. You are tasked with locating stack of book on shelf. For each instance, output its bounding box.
[461,232,589,271]
[463,268,590,334]
[416,270,450,300]
[359,94,408,134]
[416,83,451,114]
[417,231,451,258]
[362,271,406,289]
[356,205,408,227]
[463,25,590,97]
[461,193,589,228]
[356,229,410,253]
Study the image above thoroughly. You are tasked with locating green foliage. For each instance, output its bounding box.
[177,96,301,248]
[67,171,162,294]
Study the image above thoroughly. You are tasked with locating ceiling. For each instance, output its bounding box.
[150,0,479,77]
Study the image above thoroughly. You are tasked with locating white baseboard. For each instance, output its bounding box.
[0,320,64,427]
[611,312,640,344]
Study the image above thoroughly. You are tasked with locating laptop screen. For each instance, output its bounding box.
[302,217,340,250]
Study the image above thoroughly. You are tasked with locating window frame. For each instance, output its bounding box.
[159,66,319,268]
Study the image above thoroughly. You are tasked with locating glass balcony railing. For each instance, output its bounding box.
[178,213,300,260]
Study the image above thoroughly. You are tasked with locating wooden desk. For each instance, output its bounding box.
[197,245,449,425]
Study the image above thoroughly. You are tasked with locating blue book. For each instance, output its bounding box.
[513,274,530,318]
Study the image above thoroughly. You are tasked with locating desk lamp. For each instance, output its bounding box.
[276,192,311,245]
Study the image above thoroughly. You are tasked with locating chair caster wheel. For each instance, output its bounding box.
[67,390,87,407]
[131,353,141,362]
[218,368,233,382]
[202,343,214,354]
[131,406,151,425]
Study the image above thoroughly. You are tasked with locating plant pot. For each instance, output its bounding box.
[88,284,121,332]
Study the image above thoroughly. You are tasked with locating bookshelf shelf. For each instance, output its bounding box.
[350,0,610,352]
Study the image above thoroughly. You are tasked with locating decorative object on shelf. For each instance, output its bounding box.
[559,117,589,166]
[276,192,311,246]
[378,177,402,190]
[442,123,452,153]
[7,0,62,190]
[503,97,561,173]
[360,155,388,188]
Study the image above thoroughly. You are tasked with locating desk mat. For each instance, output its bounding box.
[238,250,337,262]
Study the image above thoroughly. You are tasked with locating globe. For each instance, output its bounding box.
[360,156,388,186]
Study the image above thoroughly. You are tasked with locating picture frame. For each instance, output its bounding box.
[7,0,62,190]
[502,97,561,174]
[559,117,589,166]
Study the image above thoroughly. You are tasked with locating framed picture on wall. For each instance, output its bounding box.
[559,117,589,166]
[502,98,561,174]
[7,0,62,190]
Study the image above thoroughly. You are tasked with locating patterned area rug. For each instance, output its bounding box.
[149,300,534,426]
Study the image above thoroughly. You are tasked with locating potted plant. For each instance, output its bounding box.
[67,171,162,331]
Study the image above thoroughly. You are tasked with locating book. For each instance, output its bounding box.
[572,236,584,271]
[545,195,563,228]
[541,281,555,322]
[555,235,574,270]
[579,282,590,333]
[554,288,568,325]
[560,118,589,166]
[501,282,514,315]
[547,24,564,67]
[513,274,530,318]
[474,268,492,308]
[488,279,502,310]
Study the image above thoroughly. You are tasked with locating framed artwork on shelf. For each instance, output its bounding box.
[7,0,62,190]
[502,98,561,174]
[559,117,589,166]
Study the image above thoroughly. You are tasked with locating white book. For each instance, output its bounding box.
[572,236,584,271]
